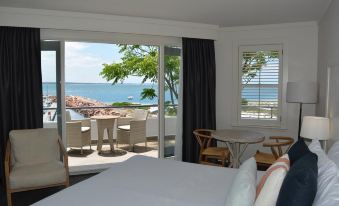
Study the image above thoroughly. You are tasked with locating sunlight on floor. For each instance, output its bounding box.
[68,140,159,174]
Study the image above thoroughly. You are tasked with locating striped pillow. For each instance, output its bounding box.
[254,154,290,206]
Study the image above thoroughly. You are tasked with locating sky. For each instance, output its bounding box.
[41,42,147,83]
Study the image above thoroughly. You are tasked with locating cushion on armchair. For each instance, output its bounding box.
[10,161,66,190]
[9,128,60,166]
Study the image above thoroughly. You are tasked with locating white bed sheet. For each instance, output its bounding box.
[34,156,263,206]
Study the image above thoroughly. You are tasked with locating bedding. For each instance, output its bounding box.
[276,152,318,206]
[328,141,339,168]
[225,157,257,206]
[287,139,310,165]
[254,154,289,206]
[34,156,264,206]
[309,140,339,206]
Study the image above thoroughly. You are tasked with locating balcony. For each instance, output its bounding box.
[43,104,177,174]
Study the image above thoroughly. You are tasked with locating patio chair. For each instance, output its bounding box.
[66,110,92,154]
[5,128,69,206]
[117,109,148,151]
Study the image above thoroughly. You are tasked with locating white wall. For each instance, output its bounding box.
[0,6,320,161]
[215,22,318,160]
[0,7,219,40]
[317,0,339,117]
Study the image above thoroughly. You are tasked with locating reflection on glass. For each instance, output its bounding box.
[164,46,181,158]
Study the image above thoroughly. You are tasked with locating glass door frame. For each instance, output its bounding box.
[158,45,165,158]
[41,40,66,144]
[41,29,181,159]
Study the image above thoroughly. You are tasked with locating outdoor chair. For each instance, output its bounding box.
[66,110,92,154]
[117,109,148,151]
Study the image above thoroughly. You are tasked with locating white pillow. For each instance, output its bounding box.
[225,157,257,206]
[308,140,339,206]
[328,141,339,168]
[254,154,290,206]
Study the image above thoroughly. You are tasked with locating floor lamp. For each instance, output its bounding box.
[286,82,318,140]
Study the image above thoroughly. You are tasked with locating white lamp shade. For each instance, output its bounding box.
[286,82,318,103]
[300,116,330,140]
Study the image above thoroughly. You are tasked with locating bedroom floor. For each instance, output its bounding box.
[11,173,97,206]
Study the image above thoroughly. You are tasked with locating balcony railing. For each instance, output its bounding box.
[43,104,178,121]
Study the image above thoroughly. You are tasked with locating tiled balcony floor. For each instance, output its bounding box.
[68,137,174,174]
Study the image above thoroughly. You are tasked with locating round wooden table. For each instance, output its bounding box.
[91,115,119,153]
[211,129,265,168]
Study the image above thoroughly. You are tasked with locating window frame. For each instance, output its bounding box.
[236,44,284,127]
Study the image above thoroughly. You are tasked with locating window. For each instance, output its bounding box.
[238,45,283,126]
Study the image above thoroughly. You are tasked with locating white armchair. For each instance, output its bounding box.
[66,121,91,154]
[66,110,92,154]
[5,128,69,206]
[117,109,148,151]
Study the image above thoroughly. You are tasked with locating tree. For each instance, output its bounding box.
[241,51,279,87]
[240,50,279,106]
[100,45,180,106]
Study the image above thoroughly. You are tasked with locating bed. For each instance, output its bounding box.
[34,156,264,206]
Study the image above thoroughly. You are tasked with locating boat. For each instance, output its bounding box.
[127,96,133,100]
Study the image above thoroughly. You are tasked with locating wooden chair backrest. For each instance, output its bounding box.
[263,136,294,159]
[193,129,214,151]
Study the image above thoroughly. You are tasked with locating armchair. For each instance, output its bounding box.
[66,110,92,154]
[117,109,148,151]
[66,121,92,154]
[5,128,69,206]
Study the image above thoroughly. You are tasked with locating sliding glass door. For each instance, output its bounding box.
[40,32,181,171]
[162,46,181,158]
[41,41,63,138]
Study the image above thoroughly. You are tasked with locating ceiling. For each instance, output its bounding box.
[0,0,332,26]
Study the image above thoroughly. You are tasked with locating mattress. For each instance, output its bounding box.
[34,156,264,206]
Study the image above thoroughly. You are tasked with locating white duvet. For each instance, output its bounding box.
[34,156,263,206]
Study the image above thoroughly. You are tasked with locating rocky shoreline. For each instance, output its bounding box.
[46,95,124,118]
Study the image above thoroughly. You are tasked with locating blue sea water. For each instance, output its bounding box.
[43,83,278,104]
[43,82,174,104]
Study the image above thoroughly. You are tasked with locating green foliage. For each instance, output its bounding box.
[165,100,177,116]
[242,51,279,86]
[112,102,140,106]
[141,88,157,100]
[100,45,180,105]
[241,98,248,105]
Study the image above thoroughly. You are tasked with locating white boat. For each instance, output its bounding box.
[127,96,133,100]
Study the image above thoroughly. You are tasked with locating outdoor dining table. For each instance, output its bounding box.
[211,129,265,168]
[91,115,119,153]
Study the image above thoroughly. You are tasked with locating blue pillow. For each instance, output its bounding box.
[276,152,318,206]
[288,139,310,165]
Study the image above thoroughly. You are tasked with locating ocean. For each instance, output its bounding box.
[43,83,279,104]
[43,82,174,105]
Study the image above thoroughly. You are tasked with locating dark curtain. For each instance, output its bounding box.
[182,38,216,163]
[0,27,42,206]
